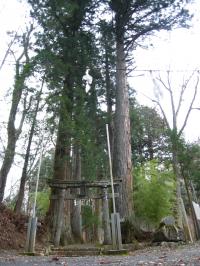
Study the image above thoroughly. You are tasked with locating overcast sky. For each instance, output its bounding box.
[130,1,200,142]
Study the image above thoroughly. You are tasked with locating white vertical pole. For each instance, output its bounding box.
[106,124,116,214]
[32,134,44,218]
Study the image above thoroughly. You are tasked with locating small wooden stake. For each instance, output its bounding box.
[25,216,38,253]
[111,213,122,250]
[25,216,32,252]
[29,217,38,252]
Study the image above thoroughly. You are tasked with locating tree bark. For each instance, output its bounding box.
[113,35,133,219]
[48,77,73,246]
[0,138,16,202]
[105,49,114,158]
[171,145,183,229]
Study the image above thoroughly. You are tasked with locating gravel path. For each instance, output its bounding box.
[0,243,200,265]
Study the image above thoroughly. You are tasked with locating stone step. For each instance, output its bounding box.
[49,245,132,257]
[49,248,101,257]
[102,249,128,255]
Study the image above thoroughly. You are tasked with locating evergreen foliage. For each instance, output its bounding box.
[109,0,192,45]
[130,104,170,165]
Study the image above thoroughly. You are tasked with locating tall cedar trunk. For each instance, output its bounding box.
[14,87,42,213]
[172,145,183,228]
[113,37,133,219]
[105,50,114,158]
[48,78,73,246]
[48,117,72,246]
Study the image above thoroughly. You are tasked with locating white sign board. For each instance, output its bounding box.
[192,201,200,220]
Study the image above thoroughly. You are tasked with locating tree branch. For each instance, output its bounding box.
[137,89,171,130]
[178,75,199,136]
[192,107,200,111]
[16,95,33,139]
[167,71,176,130]
[152,98,171,130]
[156,72,177,129]
[176,71,195,117]
[0,31,18,71]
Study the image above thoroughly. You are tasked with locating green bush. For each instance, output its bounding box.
[134,160,175,226]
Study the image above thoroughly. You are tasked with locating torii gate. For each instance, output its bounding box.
[48,179,122,245]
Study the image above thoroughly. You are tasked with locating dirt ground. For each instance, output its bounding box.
[0,242,200,265]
